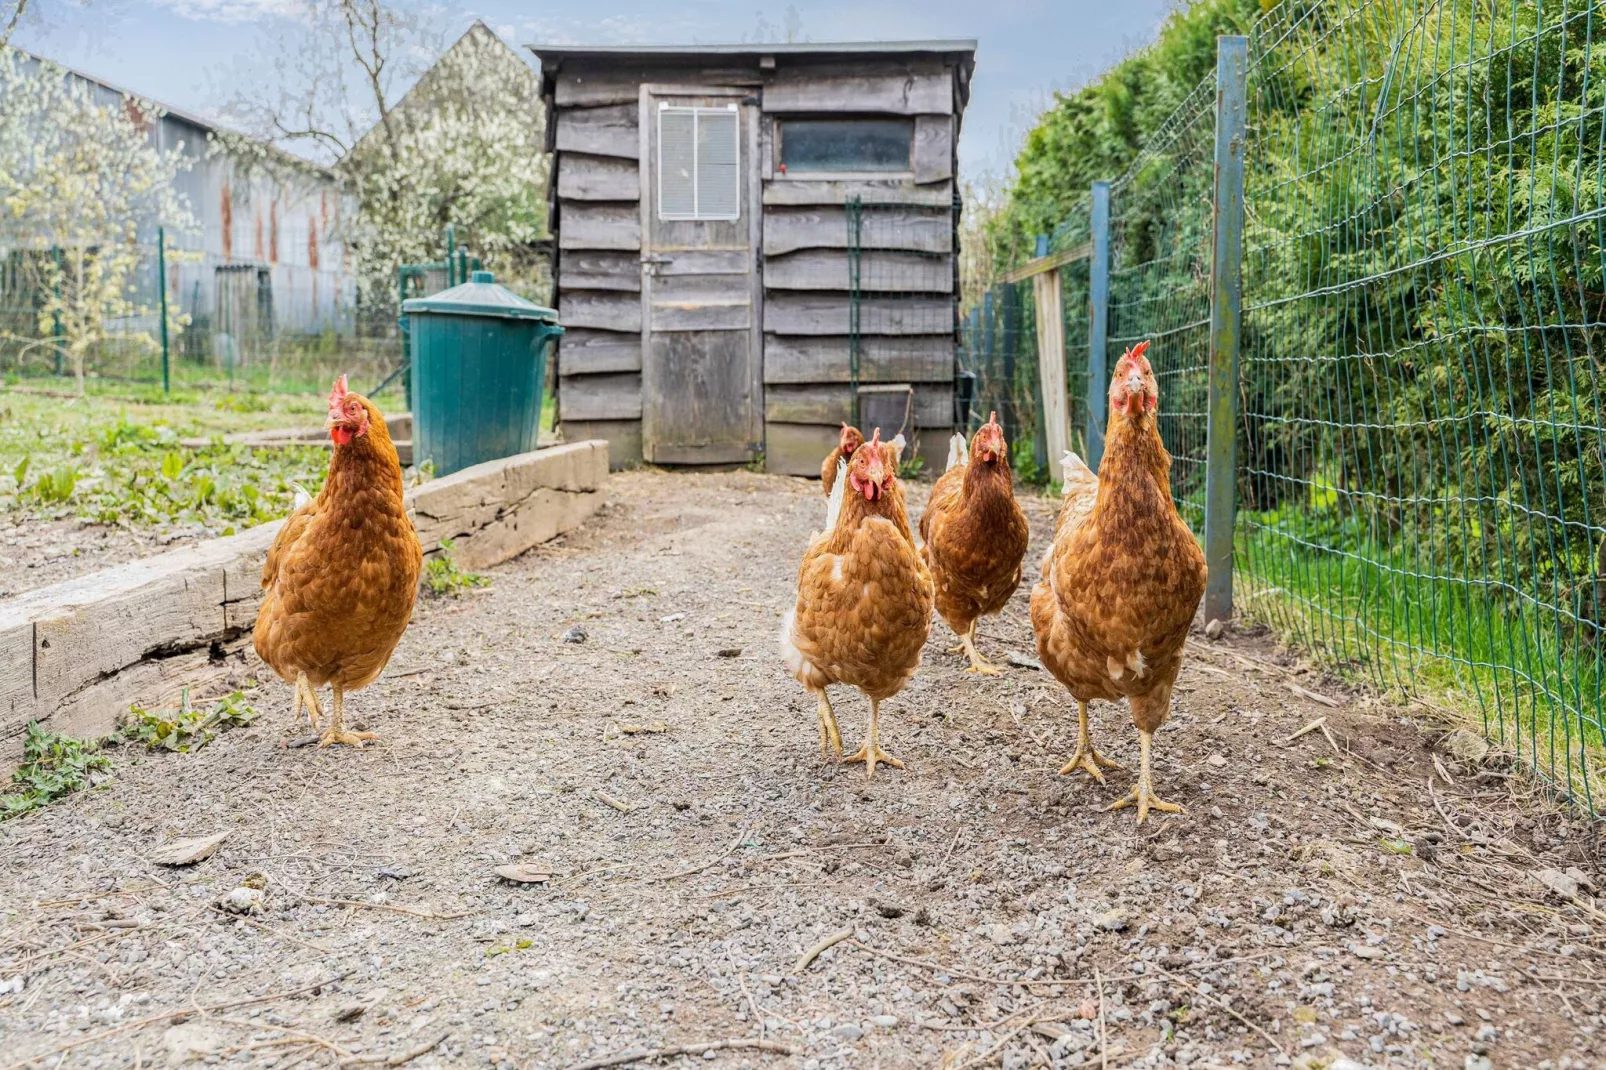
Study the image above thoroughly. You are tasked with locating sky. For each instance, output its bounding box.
[11,0,1178,184]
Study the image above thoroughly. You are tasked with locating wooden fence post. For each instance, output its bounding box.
[1086,180,1111,470]
[1204,35,1248,623]
[1032,257,1069,485]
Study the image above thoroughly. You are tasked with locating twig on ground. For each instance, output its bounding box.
[728,947,765,1038]
[297,895,473,921]
[564,1038,798,1070]
[1280,717,1327,745]
[644,823,751,883]
[1286,681,1342,708]
[794,928,854,974]
[1152,965,1285,1056]
[594,790,634,813]
[1095,965,1109,1070]
[213,1017,350,1060]
[337,1031,449,1066]
[941,827,963,865]
[1318,722,1343,757]
[2,971,351,1069]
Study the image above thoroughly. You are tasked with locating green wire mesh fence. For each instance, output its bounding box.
[968,0,1606,810]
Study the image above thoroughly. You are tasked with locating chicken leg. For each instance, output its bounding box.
[1059,699,1125,781]
[946,621,1002,675]
[814,690,844,757]
[1105,730,1182,823]
[294,672,323,732]
[842,698,902,779]
[318,684,379,748]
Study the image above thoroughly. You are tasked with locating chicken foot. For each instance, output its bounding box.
[1104,730,1182,823]
[318,684,379,749]
[948,621,1003,676]
[842,698,902,779]
[814,691,844,757]
[1058,700,1125,782]
[293,672,323,732]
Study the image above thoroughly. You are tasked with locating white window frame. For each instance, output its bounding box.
[657,102,741,223]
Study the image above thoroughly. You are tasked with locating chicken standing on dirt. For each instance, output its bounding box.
[919,412,1030,675]
[1030,341,1207,821]
[253,376,423,748]
[819,423,864,496]
[782,429,933,777]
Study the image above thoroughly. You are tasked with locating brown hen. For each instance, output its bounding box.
[253,376,423,748]
[918,412,1030,675]
[820,423,864,496]
[782,428,932,777]
[1030,341,1207,821]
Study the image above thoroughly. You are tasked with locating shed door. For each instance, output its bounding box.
[639,88,762,464]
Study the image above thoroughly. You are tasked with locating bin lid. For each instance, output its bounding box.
[401,271,559,322]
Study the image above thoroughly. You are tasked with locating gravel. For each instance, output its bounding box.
[0,469,1598,1069]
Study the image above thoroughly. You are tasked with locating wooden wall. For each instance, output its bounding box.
[548,55,963,474]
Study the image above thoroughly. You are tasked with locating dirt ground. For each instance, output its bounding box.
[1,469,1602,1070]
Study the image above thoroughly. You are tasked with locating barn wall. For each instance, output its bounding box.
[548,55,964,474]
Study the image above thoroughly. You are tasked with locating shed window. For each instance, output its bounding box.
[778,118,914,174]
[658,104,740,221]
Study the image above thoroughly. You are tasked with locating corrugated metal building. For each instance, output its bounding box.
[531,40,976,473]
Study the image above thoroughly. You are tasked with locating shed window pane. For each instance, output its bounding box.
[658,105,741,221]
[779,118,913,173]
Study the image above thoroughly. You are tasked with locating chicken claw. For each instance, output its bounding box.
[294,672,323,732]
[1104,730,1182,823]
[815,692,844,757]
[841,698,902,779]
[317,686,378,749]
[1058,700,1125,782]
[956,623,1003,675]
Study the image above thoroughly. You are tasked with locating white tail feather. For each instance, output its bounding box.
[289,481,312,510]
[946,431,969,472]
[1060,451,1095,494]
[888,432,907,464]
[823,457,848,533]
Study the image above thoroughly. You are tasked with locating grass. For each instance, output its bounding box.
[122,690,258,753]
[1,723,111,819]
[1236,509,1606,811]
[423,538,489,597]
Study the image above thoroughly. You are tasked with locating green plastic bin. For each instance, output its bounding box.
[401,271,563,476]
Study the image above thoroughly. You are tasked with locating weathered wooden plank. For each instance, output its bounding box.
[913,115,954,184]
[764,250,952,293]
[557,153,640,201]
[560,419,643,469]
[555,68,761,107]
[763,69,953,115]
[559,251,640,292]
[558,291,642,332]
[559,372,643,421]
[762,334,953,384]
[1034,267,1071,484]
[765,382,953,427]
[559,202,641,251]
[651,301,752,332]
[762,206,951,255]
[557,328,641,376]
[762,178,952,207]
[555,103,639,159]
[763,293,953,336]
[653,249,751,276]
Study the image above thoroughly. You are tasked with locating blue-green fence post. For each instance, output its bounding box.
[1086,180,1111,469]
[157,225,171,395]
[1204,35,1248,622]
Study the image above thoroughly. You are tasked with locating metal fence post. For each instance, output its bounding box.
[1204,34,1248,622]
[157,225,171,395]
[1086,180,1111,470]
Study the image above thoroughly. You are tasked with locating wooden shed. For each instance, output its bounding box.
[531,40,977,474]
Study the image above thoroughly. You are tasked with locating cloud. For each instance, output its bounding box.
[148,0,307,23]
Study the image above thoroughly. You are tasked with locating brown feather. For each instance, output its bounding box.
[919,429,1030,640]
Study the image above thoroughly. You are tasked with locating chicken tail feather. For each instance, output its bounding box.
[289,481,313,511]
[946,432,969,472]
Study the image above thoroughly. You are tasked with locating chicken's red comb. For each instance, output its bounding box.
[328,374,350,405]
[1124,340,1152,364]
[986,410,1000,427]
[867,427,883,448]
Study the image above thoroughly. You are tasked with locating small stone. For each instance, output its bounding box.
[1094,908,1130,932]
[218,887,264,915]
[1351,944,1384,960]
[1205,618,1225,640]
[1207,754,1227,768]
[1445,1010,1465,1026]
[562,625,587,644]
[871,1014,898,1028]
[831,1023,863,1041]
[1464,1056,1492,1070]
